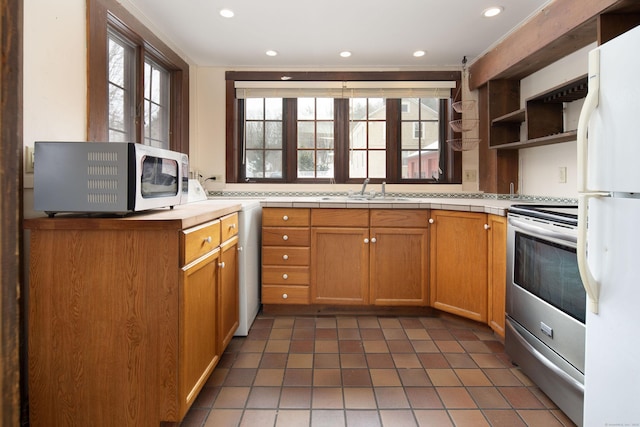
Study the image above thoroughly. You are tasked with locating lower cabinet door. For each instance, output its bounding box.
[219,236,239,351]
[370,227,429,306]
[180,248,220,417]
[311,227,370,305]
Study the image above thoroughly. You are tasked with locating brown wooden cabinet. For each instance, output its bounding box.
[218,213,240,352]
[309,208,429,306]
[261,208,311,304]
[429,210,488,322]
[487,214,507,337]
[25,204,240,426]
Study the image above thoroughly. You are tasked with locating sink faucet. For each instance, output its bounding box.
[359,178,370,195]
[381,182,386,198]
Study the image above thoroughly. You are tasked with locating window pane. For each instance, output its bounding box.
[297,151,315,177]
[297,122,315,149]
[246,98,264,120]
[298,98,315,120]
[265,150,283,178]
[107,32,135,142]
[265,122,283,149]
[421,121,439,149]
[349,150,367,178]
[245,122,264,149]
[350,98,367,120]
[400,97,441,181]
[368,122,386,149]
[317,122,334,149]
[401,99,418,120]
[368,98,385,119]
[265,98,283,120]
[368,151,386,178]
[316,98,334,120]
[316,150,334,178]
[143,58,170,148]
[350,122,367,149]
[246,150,264,178]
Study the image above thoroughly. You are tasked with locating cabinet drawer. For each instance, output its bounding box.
[370,209,429,228]
[262,285,309,304]
[263,208,310,227]
[311,209,369,227]
[262,227,310,246]
[221,212,239,241]
[263,266,309,285]
[182,220,221,265]
[262,247,310,266]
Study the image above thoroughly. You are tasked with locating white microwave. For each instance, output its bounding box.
[34,141,189,216]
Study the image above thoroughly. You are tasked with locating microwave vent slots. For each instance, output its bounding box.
[88,179,118,190]
[87,165,118,176]
[87,193,119,205]
[88,151,118,162]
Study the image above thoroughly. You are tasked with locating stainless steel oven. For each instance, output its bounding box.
[506,205,585,426]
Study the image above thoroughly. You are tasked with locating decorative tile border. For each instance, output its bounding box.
[208,190,577,205]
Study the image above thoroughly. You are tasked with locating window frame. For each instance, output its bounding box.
[87,0,189,155]
[226,71,461,184]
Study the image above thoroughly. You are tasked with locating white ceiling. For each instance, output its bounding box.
[126,0,552,69]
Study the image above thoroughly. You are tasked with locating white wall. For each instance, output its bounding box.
[517,43,596,198]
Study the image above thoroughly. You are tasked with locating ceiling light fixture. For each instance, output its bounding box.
[266,50,278,57]
[219,8,234,18]
[482,6,503,17]
[340,51,352,58]
[413,50,426,58]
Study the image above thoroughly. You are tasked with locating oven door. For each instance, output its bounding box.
[506,214,586,374]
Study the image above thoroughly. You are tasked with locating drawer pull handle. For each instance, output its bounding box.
[204,236,212,244]
[282,235,289,241]
[283,254,289,260]
[219,261,226,268]
[282,293,288,299]
[282,273,288,279]
[283,215,289,221]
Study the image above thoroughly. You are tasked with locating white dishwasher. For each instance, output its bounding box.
[234,200,262,336]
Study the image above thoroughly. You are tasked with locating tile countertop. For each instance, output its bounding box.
[255,196,518,216]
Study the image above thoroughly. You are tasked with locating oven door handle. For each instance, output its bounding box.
[508,217,577,244]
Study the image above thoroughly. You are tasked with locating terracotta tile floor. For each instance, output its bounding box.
[179,313,577,427]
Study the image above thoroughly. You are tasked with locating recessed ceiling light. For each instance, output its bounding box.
[266,50,278,57]
[340,51,352,58]
[219,9,234,18]
[413,50,426,58]
[482,6,503,17]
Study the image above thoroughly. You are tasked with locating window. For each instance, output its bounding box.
[401,98,441,180]
[227,71,461,184]
[298,98,334,179]
[245,98,283,178]
[88,0,189,154]
[349,98,386,179]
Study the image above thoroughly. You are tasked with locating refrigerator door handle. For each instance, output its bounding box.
[577,194,601,314]
[577,48,600,193]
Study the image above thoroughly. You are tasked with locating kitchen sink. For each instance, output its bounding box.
[319,196,413,202]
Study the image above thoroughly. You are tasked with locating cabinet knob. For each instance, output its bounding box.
[204,236,212,243]
[364,238,369,244]
[283,215,289,221]
[282,235,289,241]
[229,223,237,229]
[282,293,288,299]
[219,261,226,268]
[484,224,490,230]
[283,254,289,260]
[371,237,377,243]
[428,218,434,224]
[282,273,288,279]
[238,246,243,252]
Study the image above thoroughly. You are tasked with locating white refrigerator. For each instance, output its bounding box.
[577,24,640,426]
